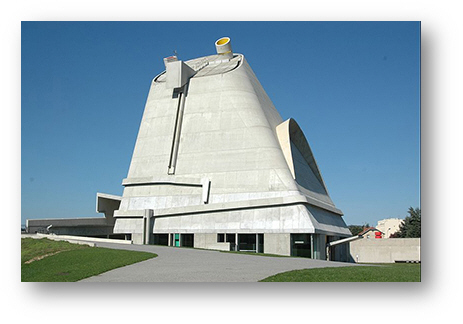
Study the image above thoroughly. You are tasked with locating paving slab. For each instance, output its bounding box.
[80,242,361,282]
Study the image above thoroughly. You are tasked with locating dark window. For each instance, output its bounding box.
[291,233,312,258]
[226,234,237,251]
[153,234,169,246]
[238,234,256,252]
[181,234,194,247]
[226,234,235,243]
[258,233,264,253]
[217,233,225,242]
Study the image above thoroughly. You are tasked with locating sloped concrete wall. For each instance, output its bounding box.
[350,238,420,263]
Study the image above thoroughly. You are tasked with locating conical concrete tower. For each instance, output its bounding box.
[113,37,350,259]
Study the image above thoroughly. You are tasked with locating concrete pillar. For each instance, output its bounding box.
[143,209,153,245]
[256,233,259,253]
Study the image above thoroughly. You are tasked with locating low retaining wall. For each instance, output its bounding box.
[349,238,420,263]
[36,233,132,245]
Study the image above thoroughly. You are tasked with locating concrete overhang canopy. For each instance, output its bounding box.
[96,193,122,216]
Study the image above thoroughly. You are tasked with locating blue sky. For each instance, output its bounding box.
[21,21,420,226]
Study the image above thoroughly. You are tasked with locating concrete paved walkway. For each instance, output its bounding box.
[80,242,359,282]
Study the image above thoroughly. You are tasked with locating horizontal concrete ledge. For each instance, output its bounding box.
[115,209,145,217]
[122,176,202,187]
[114,194,343,218]
[304,195,343,215]
[96,192,122,201]
[36,233,133,245]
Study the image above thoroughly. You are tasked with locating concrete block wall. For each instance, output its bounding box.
[350,238,420,263]
[132,233,144,245]
[194,233,218,249]
[196,235,231,251]
[264,233,290,256]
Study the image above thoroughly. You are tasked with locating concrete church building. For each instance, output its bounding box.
[28,37,351,260]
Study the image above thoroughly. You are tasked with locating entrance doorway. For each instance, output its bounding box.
[170,233,194,247]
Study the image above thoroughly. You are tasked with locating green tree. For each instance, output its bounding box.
[348,223,370,236]
[348,225,363,236]
[392,207,421,238]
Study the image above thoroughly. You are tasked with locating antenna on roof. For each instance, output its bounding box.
[173,49,178,57]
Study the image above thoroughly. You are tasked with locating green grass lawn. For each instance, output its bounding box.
[260,263,421,282]
[21,238,157,282]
